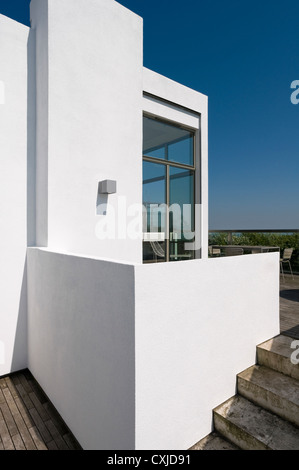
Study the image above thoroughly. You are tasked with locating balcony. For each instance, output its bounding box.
[1,244,298,450]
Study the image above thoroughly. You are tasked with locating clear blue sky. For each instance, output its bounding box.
[1,0,299,229]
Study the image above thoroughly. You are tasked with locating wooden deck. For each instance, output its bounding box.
[280,273,299,339]
[0,370,81,450]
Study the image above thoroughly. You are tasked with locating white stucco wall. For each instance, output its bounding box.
[27,248,279,450]
[27,248,135,450]
[31,0,143,263]
[134,253,280,450]
[0,15,29,376]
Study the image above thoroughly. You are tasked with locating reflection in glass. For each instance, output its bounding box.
[168,137,193,166]
[143,116,194,166]
[143,115,196,263]
[143,161,166,262]
[169,167,194,261]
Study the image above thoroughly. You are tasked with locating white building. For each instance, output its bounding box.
[0,0,279,450]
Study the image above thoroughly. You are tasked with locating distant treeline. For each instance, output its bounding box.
[209,232,299,272]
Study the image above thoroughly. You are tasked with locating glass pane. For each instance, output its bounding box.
[144,146,166,161]
[169,166,195,261]
[143,117,167,160]
[168,135,194,166]
[143,161,166,263]
[143,116,194,166]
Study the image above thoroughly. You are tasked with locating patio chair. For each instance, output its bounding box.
[150,241,165,262]
[223,246,244,257]
[280,248,294,280]
[209,246,221,257]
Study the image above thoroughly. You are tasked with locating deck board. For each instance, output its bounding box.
[0,370,81,451]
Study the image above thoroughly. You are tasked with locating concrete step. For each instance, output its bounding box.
[213,395,299,450]
[189,432,240,450]
[257,335,299,380]
[237,365,299,427]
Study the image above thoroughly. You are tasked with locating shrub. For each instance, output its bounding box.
[208,232,299,272]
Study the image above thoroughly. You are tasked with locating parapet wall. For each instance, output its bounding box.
[27,248,279,449]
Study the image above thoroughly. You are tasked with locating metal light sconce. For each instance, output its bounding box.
[98,180,117,194]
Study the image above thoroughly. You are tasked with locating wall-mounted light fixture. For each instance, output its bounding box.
[98,180,117,194]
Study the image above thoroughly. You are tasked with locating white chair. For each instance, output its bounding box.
[150,241,165,262]
[209,246,221,257]
[280,248,294,280]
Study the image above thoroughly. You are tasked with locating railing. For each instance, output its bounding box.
[209,230,299,274]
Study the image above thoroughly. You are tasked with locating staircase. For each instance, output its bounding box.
[191,335,299,450]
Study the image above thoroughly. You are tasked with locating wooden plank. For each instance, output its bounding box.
[0,402,18,437]
[12,434,26,450]
[47,439,59,450]
[18,374,34,394]
[0,432,4,451]
[22,370,33,382]
[10,374,21,386]
[28,379,48,405]
[63,433,81,450]
[2,383,37,450]
[44,419,69,450]
[62,433,76,450]
[42,402,69,436]
[4,377,20,400]
[0,417,14,450]
[29,408,52,444]
[0,378,7,391]
[29,392,50,422]
[12,411,37,450]
[43,419,60,440]
[2,387,20,418]
[0,389,6,405]
[15,383,35,411]
[14,396,34,429]
[28,426,48,451]
[0,372,80,451]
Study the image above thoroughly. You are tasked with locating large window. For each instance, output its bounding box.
[143,116,195,263]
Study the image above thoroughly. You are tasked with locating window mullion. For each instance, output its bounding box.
[166,164,170,263]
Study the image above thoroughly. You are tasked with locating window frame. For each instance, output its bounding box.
[143,114,196,263]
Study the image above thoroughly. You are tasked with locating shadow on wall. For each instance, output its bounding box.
[27,24,36,247]
[96,192,108,216]
[11,28,37,373]
[11,258,28,372]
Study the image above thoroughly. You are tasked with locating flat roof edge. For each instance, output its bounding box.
[0,13,30,33]
[143,67,208,114]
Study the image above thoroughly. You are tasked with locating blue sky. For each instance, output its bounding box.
[1,0,299,229]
